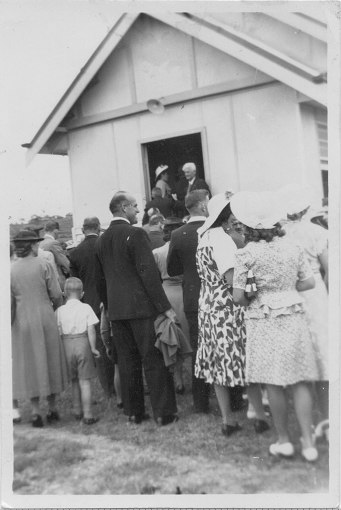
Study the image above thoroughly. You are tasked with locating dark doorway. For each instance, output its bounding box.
[143,132,205,198]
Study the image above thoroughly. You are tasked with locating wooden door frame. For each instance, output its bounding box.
[139,126,210,202]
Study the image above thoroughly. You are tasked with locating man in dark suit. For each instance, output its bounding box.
[142,187,174,225]
[95,191,178,426]
[173,163,211,218]
[167,190,211,413]
[69,217,116,399]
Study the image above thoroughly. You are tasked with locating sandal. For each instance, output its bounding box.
[221,423,242,437]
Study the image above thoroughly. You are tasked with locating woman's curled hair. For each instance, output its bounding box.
[244,223,285,243]
[14,240,34,258]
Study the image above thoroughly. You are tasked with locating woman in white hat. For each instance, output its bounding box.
[155,165,171,198]
[195,192,246,437]
[231,191,319,461]
[281,185,329,442]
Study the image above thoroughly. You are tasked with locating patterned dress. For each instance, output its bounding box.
[233,236,319,386]
[195,228,246,386]
[284,219,328,380]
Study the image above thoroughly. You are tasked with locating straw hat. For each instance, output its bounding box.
[12,230,44,242]
[230,191,284,229]
[155,165,168,180]
[277,184,315,216]
[197,191,234,237]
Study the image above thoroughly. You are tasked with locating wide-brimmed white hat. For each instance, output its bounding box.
[230,191,285,229]
[197,191,234,237]
[277,184,315,216]
[155,165,168,179]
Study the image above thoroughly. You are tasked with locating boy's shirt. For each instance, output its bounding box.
[56,298,99,335]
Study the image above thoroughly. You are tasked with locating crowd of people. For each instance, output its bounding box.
[10,161,329,464]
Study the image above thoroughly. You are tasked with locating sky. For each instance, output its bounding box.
[1,0,127,222]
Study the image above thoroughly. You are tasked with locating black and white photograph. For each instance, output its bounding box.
[1,0,340,507]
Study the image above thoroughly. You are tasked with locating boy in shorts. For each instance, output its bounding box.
[56,277,100,424]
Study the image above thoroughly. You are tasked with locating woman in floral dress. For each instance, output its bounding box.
[231,191,319,461]
[195,192,246,436]
[283,186,329,441]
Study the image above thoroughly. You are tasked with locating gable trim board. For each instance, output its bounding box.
[265,12,327,42]
[23,12,327,165]
[23,13,139,165]
[64,76,277,132]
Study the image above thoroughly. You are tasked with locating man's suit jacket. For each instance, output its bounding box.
[142,196,174,225]
[173,177,211,218]
[69,234,101,316]
[176,176,211,200]
[167,220,204,313]
[95,220,171,321]
[39,235,70,286]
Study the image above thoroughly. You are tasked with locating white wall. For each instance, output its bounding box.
[66,15,325,232]
[68,81,323,233]
[68,123,118,229]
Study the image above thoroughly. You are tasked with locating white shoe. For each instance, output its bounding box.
[300,438,319,462]
[315,419,329,439]
[301,446,318,462]
[269,442,294,457]
[247,409,257,419]
[13,408,21,423]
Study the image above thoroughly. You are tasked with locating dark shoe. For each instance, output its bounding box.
[156,414,179,426]
[82,417,99,425]
[117,402,124,409]
[46,410,60,424]
[128,413,150,424]
[175,385,185,395]
[194,406,210,414]
[221,423,242,437]
[13,417,22,424]
[32,414,44,428]
[254,419,270,434]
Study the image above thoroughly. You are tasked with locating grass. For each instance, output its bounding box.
[12,359,329,495]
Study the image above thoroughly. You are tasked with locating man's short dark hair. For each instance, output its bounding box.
[109,191,129,214]
[151,187,162,196]
[149,213,165,226]
[185,189,209,211]
[45,220,59,232]
[82,216,100,230]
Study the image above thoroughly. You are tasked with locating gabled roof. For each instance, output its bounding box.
[24,11,327,165]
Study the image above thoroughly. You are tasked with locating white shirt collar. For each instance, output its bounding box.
[85,233,99,237]
[188,177,195,185]
[112,217,130,224]
[44,233,55,240]
[187,216,207,223]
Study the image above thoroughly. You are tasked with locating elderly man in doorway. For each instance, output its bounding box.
[39,220,70,290]
[173,162,211,218]
[69,217,116,402]
[94,191,178,426]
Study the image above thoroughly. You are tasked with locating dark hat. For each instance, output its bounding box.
[12,230,44,242]
[27,224,44,236]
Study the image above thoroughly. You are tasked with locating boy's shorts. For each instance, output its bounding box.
[62,333,97,380]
